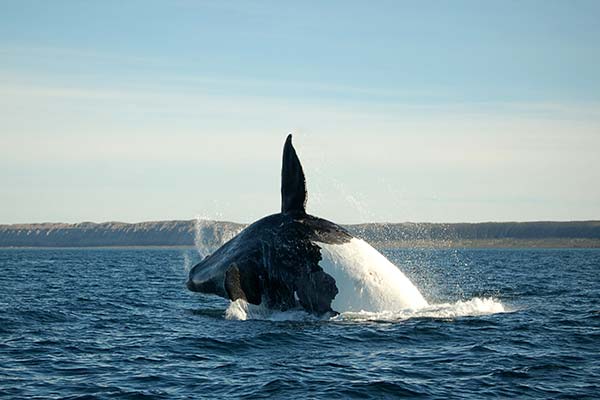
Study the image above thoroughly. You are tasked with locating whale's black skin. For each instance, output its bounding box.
[187,135,353,315]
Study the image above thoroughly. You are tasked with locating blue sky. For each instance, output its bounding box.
[1,1,599,224]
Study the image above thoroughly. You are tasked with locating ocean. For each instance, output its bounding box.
[1,247,598,398]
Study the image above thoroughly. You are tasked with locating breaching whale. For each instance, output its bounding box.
[187,135,428,315]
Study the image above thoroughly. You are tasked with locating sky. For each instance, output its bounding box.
[1,0,599,224]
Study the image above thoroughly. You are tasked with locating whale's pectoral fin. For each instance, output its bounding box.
[224,263,262,305]
[281,134,307,214]
[295,270,338,315]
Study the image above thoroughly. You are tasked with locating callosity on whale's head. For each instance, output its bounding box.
[187,134,429,315]
[187,134,352,315]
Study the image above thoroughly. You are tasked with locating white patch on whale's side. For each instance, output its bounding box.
[317,238,429,312]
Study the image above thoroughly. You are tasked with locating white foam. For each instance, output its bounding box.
[318,238,429,312]
[224,297,506,322]
[225,299,320,321]
[194,217,242,259]
[334,297,506,322]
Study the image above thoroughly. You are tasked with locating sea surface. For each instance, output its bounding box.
[1,247,599,399]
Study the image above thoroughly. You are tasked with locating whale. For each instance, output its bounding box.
[187,135,428,315]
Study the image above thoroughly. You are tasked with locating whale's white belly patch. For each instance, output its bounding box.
[317,238,428,312]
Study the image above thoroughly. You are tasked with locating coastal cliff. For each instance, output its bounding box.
[1,220,599,248]
[0,220,243,248]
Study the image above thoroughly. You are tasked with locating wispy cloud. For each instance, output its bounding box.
[1,18,599,223]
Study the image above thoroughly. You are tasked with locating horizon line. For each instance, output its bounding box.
[2,218,599,228]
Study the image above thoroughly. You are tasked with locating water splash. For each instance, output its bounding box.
[224,297,506,322]
[194,217,213,259]
[334,297,506,322]
[194,216,243,259]
[182,251,194,274]
[187,216,242,276]
[225,299,320,321]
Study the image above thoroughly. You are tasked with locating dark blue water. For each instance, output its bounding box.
[1,247,599,399]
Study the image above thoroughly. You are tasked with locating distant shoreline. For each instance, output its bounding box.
[2,241,600,249]
[2,220,599,249]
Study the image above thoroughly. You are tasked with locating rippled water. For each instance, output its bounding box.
[1,247,599,398]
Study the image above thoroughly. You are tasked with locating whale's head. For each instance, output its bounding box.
[187,210,354,314]
[187,226,263,304]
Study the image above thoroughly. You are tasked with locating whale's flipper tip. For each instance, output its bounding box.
[281,134,307,214]
[225,263,261,305]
